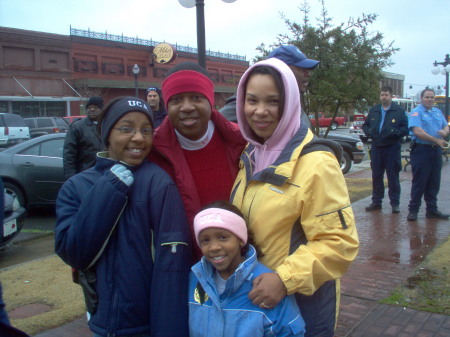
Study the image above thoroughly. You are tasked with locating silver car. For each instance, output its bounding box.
[0,133,66,209]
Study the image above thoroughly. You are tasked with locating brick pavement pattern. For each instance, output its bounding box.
[34,162,450,337]
[336,161,450,337]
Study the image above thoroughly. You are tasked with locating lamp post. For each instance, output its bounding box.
[132,64,140,97]
[432,54,450,123]
[178,0,237,69]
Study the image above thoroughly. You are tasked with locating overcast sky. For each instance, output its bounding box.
[1,0,449,97]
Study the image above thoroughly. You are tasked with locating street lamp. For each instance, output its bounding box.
[132,64,140,97]
[178,0,237,68]
[431,54,450,123]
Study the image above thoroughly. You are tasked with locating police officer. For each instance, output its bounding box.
[407,88,449,221]
[363,86,408,213]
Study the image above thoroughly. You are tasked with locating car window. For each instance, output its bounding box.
[5,114,27,127]
[25,119,35,128]
[36,119,54,127]
[55,118,68,127]
[20,139,65,158]
[41,139,64,157]
[20,143,40,156]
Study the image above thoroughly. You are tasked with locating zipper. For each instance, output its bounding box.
[98,197,128,335]
[161,241,188,253]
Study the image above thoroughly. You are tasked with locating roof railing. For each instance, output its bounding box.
[70,27,247,62]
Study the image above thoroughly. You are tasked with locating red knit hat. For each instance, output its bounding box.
[162,65,215,109]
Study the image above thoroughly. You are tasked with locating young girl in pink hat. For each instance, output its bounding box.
[188,200,305,337]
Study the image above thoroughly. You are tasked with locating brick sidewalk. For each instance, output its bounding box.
[29,162,450,336]
[335,161,450,337]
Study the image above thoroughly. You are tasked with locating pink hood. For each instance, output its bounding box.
[236,58,301,173]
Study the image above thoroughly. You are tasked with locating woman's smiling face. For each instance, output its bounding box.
[244,73,282,142]
[108,112,153,166]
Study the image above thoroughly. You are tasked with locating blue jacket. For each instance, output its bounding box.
[55,154,191,336]
[362,102,408,147]
[189,245,305,337]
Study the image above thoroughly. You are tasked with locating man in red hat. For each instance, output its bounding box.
[149,62,246,261]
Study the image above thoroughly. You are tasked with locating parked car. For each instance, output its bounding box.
[24,117,69,138]
[0,113,30,148]
[0,133,66,209]
[322,132,365,174]
[349,114,368,142]
[1,192,26,247]
[63,115,86,124]
[309,112,346,130]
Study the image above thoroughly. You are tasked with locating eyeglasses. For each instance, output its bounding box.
[114,126,153,137]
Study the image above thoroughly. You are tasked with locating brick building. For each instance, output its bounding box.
[0,26,249,117]
[381,71,405,98]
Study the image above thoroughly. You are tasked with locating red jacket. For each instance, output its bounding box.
[149,110,246,260]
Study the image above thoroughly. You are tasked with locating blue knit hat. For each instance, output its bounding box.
[101,97,154,146]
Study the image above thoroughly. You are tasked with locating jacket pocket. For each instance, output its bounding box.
[158,231,190,272]
[316,206,353,230]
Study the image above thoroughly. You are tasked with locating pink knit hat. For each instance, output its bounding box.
[193,208,248,247]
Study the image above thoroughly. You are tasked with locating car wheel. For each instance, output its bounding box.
[340,151,352,174]
[331,122,338,130]
[4,182,26,208]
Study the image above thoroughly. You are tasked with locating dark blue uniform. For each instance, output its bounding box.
[363,102,408,207]
[408,105,447,214]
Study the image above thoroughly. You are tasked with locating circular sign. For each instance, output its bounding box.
[153,43,176,64]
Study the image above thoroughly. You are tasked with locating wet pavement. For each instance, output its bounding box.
[0,233,54,269]
[0,207,56,269]
[336,160,450,337]
[6,160,450,336]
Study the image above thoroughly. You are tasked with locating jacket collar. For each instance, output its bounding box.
[242,122,311,186]
[95,152,142,172]
[193,245,258,296]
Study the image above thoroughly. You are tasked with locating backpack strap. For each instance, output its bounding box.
[300,136,343,163]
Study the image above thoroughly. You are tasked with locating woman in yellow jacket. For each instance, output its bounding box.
[230,58,359,337]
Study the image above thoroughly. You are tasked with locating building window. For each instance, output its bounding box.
[74,60,98,73]
[102,63,125,75]
[11,101,66,118]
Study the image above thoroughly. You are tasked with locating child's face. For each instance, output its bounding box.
[108,112,153,166]
[198,227,245,280]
